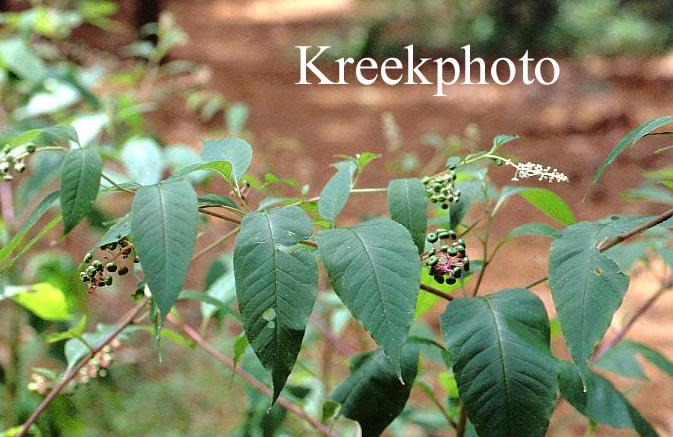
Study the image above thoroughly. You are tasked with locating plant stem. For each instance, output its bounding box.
[456,404,468,437]
[101,173,135,193]
[525,206,673,290]
[420,283,454,301]
[15,300,149,437]
[168,314,342,437]
[198,208,242,224]
[191,227,239,262]
[591,274,673,362]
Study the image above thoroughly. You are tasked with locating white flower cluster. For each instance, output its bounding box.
[505,159,569,183]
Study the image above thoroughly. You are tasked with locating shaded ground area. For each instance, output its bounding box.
[102,1,673,435]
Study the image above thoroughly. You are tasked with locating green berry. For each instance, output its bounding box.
[448,230,457,240]
[118,266,129,276]
[463,260,470,272]
[448,247,457,256]
[426,233,438,243]
[86,266,97,276]
[437,231,450,239]
[92,260,103,272]
[26,144,36,153]
[421,176,431,185]
[453,267,462,279]
[434,275,444,284]
[441,203,449,209]
[104,276,113,286]
[14,162,26,173]
[427,256,439,266]
[84,252,93,263]
[440,245,449,252]
[457,239,465,247]
[106,262,117,272]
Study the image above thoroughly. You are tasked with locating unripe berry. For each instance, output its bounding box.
[26,144,36,153]
[426,233,438,243]
[118,266,129,276]
[106,262,117,272]
[104,276,113,286]
[83,252,93,263]
[85,266,97,276]
[92,260,103,272]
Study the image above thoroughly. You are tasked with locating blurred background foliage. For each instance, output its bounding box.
[1,1,672,437]
[321,0,673,58]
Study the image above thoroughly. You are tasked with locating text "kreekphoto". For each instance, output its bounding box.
[296,45,560,96]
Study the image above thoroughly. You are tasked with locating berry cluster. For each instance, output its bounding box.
[424,228,470,285]
[28,340,120,395]
[80,239,136,292]
[421,167,461,209]
[0,144,35,181]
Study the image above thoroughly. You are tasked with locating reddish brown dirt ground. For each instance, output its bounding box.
[86,0,673,435]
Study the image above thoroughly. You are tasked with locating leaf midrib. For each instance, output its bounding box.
[484,296,513,432]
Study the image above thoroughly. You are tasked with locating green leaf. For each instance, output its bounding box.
[60,147,103,234]
[0,38,47,82]
[131,180,198,322]
[64,324,116,371]
[317,218,421,373]
[388,178,428,253]
[2,125,78,149]
[5,282,71,321]
[594,340,673,380]
[593,116,673,186]
[233,206,317,401]
[496,186,574,225]
[0,191,59,266]
[329,345,419,437]
[318,163,354,225]
[492,134,519,151]
[200,268,236,322]
[441,288,558,437]
[46,315,87,343]
[507,223,560,239]
[198,194,238,209]
[201,137,252,183]
[549,222,631,364]
[558,362,658,437]
[233,333,249,367]
[120,137,164,186]
[96,214,130,249]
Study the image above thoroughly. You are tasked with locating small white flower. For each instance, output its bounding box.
[505,159,569,183]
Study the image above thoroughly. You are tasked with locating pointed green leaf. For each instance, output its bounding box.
[131,180,198,321]
[388,178,428,253]
[318,163,354,225]
[593,116,673,185]
[559,362,658,437]
[233,206,317,401]
[0,191,59,265]
[496,186,574,225]
[317,218,421,373]
[441,288,558,437]
[595,340,673,380]
[549,222,630,364]
[329,345,419,437]
[60,147,103,234]
[0,38,47,82]
[202,137,252,182]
